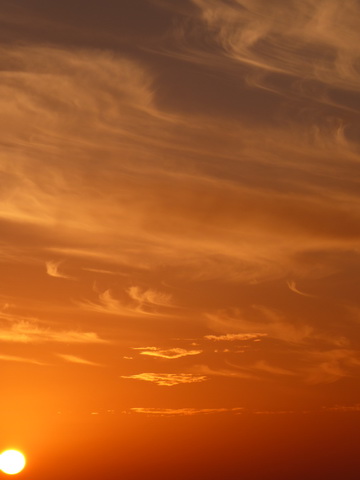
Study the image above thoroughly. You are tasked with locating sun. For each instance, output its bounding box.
[0,450,26,475]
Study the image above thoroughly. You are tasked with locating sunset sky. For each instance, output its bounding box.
[0,1,360,478]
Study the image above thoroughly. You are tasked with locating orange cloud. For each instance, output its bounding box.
[129,407,243,416]
[133,347,202,359]
[204,333,267,341]
[56,354,102,366]
[46,260,73,279]
[0,320,107,344]
[120,373,207,386]
[0,354,46,365]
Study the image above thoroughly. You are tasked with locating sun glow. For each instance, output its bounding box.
[0,450,26,475]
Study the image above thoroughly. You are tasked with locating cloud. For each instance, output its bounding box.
[120,373,208,386]
[78,287,173,317]
[206,306,315,345]
[46,260,73,279]
[129,407,243,416]
[0,320,107,344]
[287,280,316,297]
[204,333,267,341]
[127,286,173,307]
[249,360,295,376]
[133,347,202,359]
[56,354,102,366]
[324,404,360,412]
[82,267,126,276]
[303,348,360,384]
[0,354,46,365]
[193,364,257,380]
[78,290,134,316]
[185,0,360,96]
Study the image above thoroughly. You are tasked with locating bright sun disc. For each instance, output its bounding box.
[0,450,26,475]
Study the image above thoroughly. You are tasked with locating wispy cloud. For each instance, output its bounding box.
[129,407,243,416]
[46,260,73,279]
[127,286,173,307]
[323,403,360,412]
[78,290,135,316]
[0,320,107,344]
[193,364,257,380]
[204,333,266,341]
[78,287,173,317]
[287,280,315,297]
[0,354,46,365]
[304,348,360,384]
[133,346,202,359]
[185,0,360,96]
[206,306,315,345]
[120,373,207,386]
[56,354,102,366]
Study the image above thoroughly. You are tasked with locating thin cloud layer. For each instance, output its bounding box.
[120,373,208,386]
[46,260,73,279]
[0,354,46,365]
[204,333,266,341]
[133,347,202,359]
[56,354,102,366]
[0,320,107,344]
[187,0,360,94]
[130,407,243,416]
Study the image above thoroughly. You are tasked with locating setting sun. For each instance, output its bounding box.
[0,450,26,475]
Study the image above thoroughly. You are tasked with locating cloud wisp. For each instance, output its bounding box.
[0,354,46,366]
[0,320,107,344]
[46,260,73,279]
[56,354,102,366]
[133,346,202,359]
[78,287,174,317]
[129,407,243,416]
[120,372,208,386]
[204,333,266,342]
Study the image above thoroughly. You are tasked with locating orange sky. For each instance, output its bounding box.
[0,1,360,479]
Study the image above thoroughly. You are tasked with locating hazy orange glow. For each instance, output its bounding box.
[0,0,359,479]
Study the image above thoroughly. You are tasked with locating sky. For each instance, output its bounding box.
[0,0,360,478]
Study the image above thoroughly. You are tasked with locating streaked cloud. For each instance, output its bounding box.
[46,260,73,279]
[56,354,102,366]
[206,306,315,345]
[0,320,107,344]
[287,280,315,297]
[120,373,208,386]
[78,287,172,317]
[133,346,202,359]
[324,404,360,412]
[129,407,243,416]
[303,348,360,384]
[0,354,46,365]
[204,333,267,341]
[127,287,173,307]
[186,0,360,95]
[193,364,257,380]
